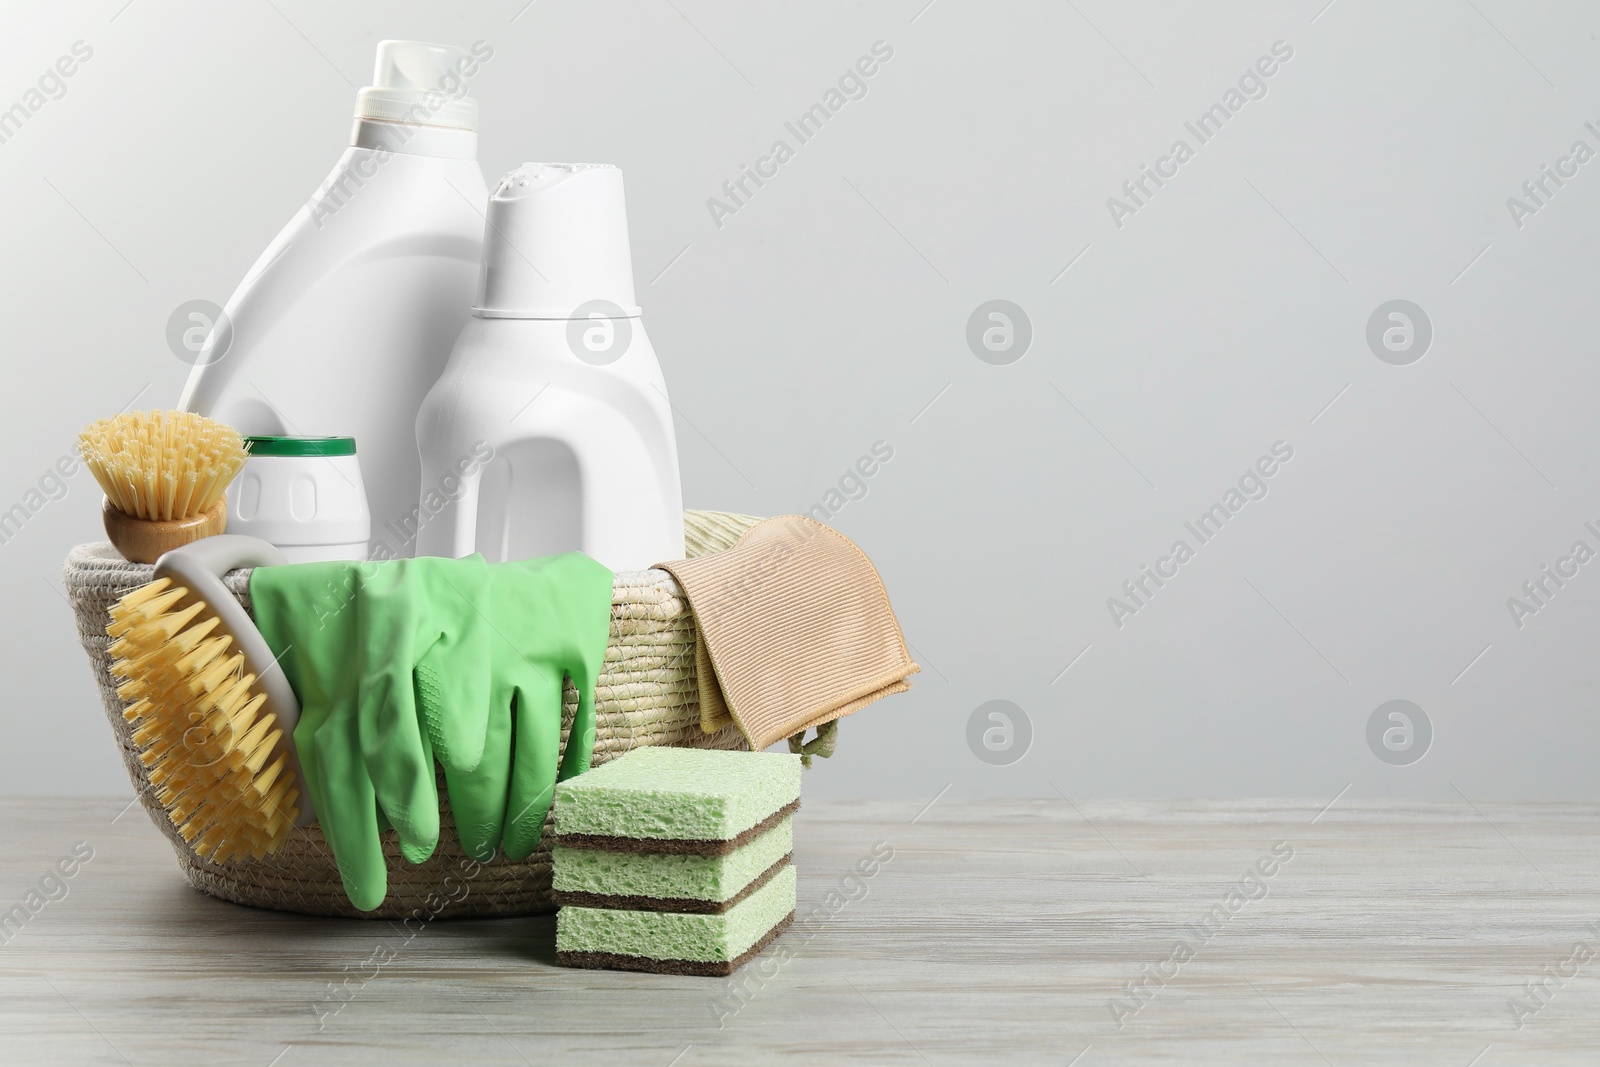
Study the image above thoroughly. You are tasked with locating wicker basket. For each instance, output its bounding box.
[63,510,761,920]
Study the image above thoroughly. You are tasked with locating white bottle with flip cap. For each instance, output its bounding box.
[179,40,490,559]
[414,163,686,571]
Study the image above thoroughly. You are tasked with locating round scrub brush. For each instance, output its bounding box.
[79,410,248,564]
[108,535,314,863]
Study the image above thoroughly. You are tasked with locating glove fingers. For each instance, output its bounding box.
[442,680,515,862]
[359,666,440,861]
[313,714,387,911]
[291,710,329,841]
[558,672,598,783]
[356,566,440,861]
[394,691,438,866]
[422,561,493,774]
[503,676,562,862]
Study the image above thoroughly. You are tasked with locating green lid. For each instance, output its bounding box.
[245,435,357,457]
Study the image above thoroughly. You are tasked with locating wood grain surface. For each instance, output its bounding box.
[0,796,1596,1065]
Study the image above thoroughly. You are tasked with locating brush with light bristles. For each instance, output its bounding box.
[79,410,249,563]
[107,535,314,863]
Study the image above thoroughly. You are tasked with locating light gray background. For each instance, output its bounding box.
[3,0,1596,802]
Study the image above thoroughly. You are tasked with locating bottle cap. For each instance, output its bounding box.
[353,40,479,131]
[476,163,640,319]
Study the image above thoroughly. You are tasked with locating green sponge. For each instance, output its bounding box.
[552,747,802,975]
[553,817,792,913]
[557,865,798,976]
[552,747,801,848]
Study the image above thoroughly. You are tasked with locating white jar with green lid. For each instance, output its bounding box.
[230,436,371,562]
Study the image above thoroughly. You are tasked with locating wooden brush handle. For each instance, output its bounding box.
[103,498,228,564]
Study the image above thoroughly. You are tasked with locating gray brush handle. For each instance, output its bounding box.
[153,535,316,827]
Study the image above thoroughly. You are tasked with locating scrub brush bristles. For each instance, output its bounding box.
[108,577,299,863]
[80,410,247,521]
[80,411,248,563]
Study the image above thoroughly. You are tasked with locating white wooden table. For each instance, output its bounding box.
[1,796,1596,1065]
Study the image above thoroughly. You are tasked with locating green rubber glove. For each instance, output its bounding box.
[249,555,492,911]
[432,553,613,863]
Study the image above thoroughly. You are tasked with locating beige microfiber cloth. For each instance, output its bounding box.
[658,515,919,753]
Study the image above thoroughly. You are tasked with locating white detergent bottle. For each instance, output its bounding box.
[414,163,686,571]
[179,40,490,558]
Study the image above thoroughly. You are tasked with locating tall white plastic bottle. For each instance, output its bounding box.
[414,163,685,572]
[179,40,490,559]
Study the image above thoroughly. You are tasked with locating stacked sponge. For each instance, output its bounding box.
[552,747,801,976]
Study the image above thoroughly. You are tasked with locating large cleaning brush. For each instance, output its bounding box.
[79,410,248,563]
[108,535,313,863]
